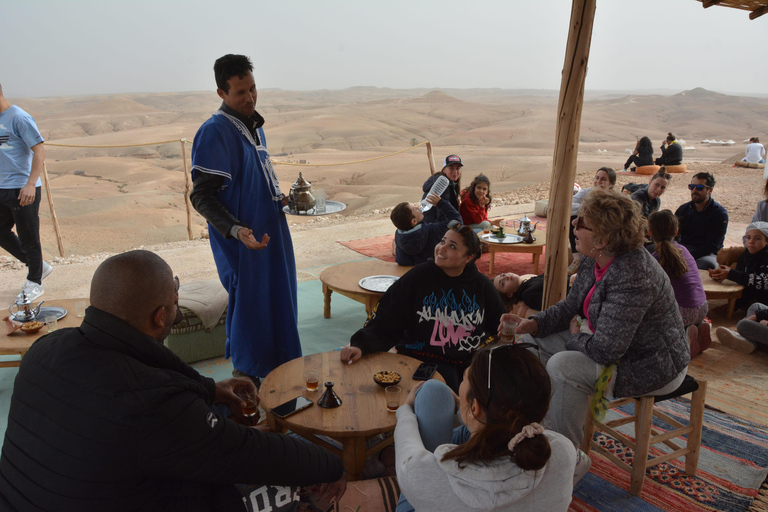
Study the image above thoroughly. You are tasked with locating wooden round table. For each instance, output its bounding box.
[479,230,546,274]
[699,269,744,320]
[319,260,411,318]
[0,298,88,368]
[260,351,444,481]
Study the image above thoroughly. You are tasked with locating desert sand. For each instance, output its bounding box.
[2,87,767,303]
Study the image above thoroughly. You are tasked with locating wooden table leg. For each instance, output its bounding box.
[489,248,496,274]
[323,283,332,319]
[727,297,736,320]
[532,251,541,274]
[341,436,367,481]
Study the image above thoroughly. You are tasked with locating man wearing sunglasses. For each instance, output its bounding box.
[675,172,728,270]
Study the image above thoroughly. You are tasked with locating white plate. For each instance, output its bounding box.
[358,275,399,293]
[480,233,524,244]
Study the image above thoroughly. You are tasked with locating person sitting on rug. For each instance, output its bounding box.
[710,222,768,312]
[648,210,710,357]
[503,190,690,481]
[675,172,728,270]
[631,169,671,219]
[422,155,463,223]
[493,272,572,315]
[569,167,616,272]
[623,136,654,171]
[341,225,506,392]
[391,193,462,266]
[744,137,766,164]
[716,302,768,354]
[394,345,575,512]
[459,174,492,232]
[655,132,683,166]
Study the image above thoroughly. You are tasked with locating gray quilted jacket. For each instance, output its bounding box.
[533,248,690,397]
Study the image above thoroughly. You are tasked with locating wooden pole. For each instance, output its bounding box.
[425,141,437,175]
[41,162,65,257]
[542,0,597,309]
[180,139,193,240]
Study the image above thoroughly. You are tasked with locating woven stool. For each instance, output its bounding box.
[580,375,707,496]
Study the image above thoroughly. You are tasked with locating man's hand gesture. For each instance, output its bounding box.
[237,228,270,250]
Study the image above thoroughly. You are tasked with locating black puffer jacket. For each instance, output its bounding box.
[0,307,342,512]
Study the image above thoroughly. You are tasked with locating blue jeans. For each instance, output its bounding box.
[395,380,470,512]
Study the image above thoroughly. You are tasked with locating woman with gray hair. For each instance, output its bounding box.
[503,190,690,483]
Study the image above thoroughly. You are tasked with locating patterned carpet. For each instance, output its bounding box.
[571,399,768,512]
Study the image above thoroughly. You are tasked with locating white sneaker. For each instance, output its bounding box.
[41,261,53,280]
[17,280,44,301]
[573,449,592,485]
[716,327,756,354]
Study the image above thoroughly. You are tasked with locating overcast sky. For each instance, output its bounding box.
[3,0,767,98]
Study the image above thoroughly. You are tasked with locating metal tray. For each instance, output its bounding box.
[11,306,68,323]
[358,275,399,293]
[283,200,347,216]
[480,233,524,244]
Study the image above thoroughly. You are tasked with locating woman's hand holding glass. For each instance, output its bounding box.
[498,313,537,336]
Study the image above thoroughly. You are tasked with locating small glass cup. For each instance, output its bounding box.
[500,319,518,343]
[385,385,401,412]
[236,388,259,419]
[44,315,57,333]
[304,367,320,392]
[314,189,327,214]
[75,301,87,318]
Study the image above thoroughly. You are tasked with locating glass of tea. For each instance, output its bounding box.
[385,385,401,412]
[236,388,259,420]
[304,367,320,391]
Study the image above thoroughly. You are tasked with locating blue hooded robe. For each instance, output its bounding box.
[191,111,301,377]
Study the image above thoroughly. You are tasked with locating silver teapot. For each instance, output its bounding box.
[9,292,45,322]
[513,215,539,237]
[287,172,316,214]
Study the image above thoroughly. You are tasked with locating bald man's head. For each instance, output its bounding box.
[90,250,177,339]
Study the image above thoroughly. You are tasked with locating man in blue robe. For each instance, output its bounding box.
[191,54,301,383]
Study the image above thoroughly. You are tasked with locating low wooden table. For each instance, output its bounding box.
[480,231,546,274]
[0,298,87,368]
[699,269,744,320]
[260,351,444,481]
[319,260,412,318]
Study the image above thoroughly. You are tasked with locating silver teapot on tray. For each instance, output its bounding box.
[513,215,539,244]
[9,292,44,322]
[287,172,316,214]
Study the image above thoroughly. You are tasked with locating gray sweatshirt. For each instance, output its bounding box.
[395,405,575,512]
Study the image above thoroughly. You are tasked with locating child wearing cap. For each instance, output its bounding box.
[421,155,463,223]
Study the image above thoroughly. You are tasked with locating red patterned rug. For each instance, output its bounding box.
[338,217,548,277]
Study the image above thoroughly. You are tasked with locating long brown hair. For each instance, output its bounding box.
[648,210,688,280]
[441,345,552,471]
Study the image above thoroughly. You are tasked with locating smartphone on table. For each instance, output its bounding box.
[412,362,438,381]
[270,396,314,419]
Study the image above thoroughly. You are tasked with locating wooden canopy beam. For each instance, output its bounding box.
[750,5,768,18]
[542,0,597,309]
[702,0,721,8]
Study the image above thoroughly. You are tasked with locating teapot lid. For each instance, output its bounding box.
[15,291,32,306]
[520,214,531,222]
[291,172,312,190]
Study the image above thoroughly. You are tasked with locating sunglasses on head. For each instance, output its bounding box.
[173,276,180,293]
[688,184,711,191]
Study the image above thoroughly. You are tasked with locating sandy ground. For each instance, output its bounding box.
[0,159,759,306]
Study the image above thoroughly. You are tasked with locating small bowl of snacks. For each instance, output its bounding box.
[373,370,402,388]
[20,320,44,335]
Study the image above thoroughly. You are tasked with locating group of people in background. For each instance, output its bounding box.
[622,133,684,171]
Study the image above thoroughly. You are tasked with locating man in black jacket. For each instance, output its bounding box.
[0,250,344,512]
[675,172,729,270]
